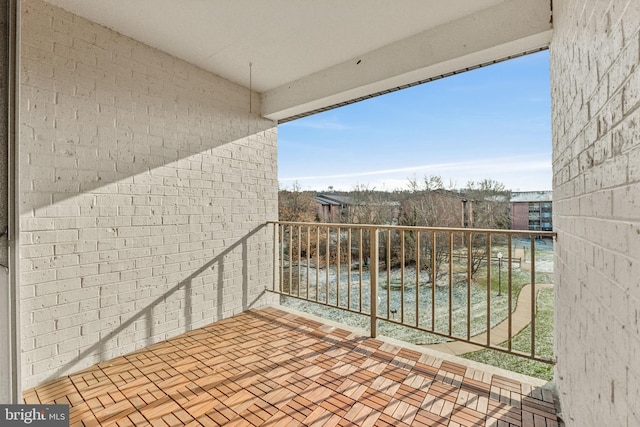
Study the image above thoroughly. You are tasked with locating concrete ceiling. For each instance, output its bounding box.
[43,0,552,122]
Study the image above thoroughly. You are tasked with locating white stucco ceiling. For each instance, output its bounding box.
[43,0,552,121]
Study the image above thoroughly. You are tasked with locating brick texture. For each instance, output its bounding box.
[550,0,640,426]
[19,0,278,389]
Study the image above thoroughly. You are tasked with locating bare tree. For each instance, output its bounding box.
[278,182,317,222]
[340,184,399,268]
[463,179,511,278]
[343,184,397,225]
[278,182,319,293]
[398,175,464,279]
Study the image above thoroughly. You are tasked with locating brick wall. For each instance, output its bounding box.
[20,0,278,388]
[509,203,530,230]
[551,0,640,425]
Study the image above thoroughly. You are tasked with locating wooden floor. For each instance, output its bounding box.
[24,307,559,426]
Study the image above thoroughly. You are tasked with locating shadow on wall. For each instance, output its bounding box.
[46,224,269,383]
[20,1,276,216]
[19,123,275,216]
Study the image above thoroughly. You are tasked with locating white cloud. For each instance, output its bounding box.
[280,154,552,192]
[281,155,550,183]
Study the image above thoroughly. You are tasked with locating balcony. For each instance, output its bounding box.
[21,221,560,426]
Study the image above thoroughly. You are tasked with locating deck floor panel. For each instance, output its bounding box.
[24,307,559,426]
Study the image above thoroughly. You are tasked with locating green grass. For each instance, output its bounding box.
[461,287,554,381]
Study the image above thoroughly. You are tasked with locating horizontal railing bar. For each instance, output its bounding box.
[268,221,557,238]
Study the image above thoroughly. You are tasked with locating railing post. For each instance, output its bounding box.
[370,228,379,338]
[272,222,278,293]
[530,234,536,358]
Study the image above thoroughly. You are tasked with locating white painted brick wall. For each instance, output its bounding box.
[551,0,640,425]
[20,0,278,389]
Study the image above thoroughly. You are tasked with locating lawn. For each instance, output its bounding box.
[462,287,554,381]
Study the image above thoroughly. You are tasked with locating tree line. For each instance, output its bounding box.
[279,176,510,228]
[278,176,511,281]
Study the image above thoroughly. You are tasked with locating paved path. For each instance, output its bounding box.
[424,283,554,356]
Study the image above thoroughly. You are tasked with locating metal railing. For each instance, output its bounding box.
[268,221,556,363]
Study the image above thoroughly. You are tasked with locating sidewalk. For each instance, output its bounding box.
[424,283,553,355]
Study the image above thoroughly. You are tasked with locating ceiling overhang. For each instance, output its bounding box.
[43,0,552,123]
[263,0,552,121]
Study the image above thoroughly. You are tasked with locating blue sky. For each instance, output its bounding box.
[278,50,551,192]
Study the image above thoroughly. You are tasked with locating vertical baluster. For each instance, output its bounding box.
[337,227,341,307]
[416,231,420,328]
[359,228,363,313]
[387,230,391,320]
[297,225,302,298]
[467,232,472,340]
[279,224,284,293]
[370,228,378,338]
[401,230,405,324]
[348,228,352,311]
[316,225,320,302]
[326,226,330,303]
[449,231,453,336]
[431,231,436,332]
[306,226,310,299]
[288,225,293,296]
[508,234,513,352]
[531,234,536,358]
[486,233,491,346]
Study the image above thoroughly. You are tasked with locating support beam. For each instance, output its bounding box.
[262,0,552,121]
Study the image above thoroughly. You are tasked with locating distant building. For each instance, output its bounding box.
[510,191,553,231]
[316,194,353,223]
[316,193,401,224]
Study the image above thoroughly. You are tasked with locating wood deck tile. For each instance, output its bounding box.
[319,394,354,418]
[360,387,393,409]
[171,408,195,425]
[262,410,300,427]
[440,360,468,377]
[381,364,410,383]
[450,404,487,426]
[397,348,423,362]
[492,375,523,393]
[429,381,460,403]
[23,308,558,427]
[210,403,237,425]
[394,383,427,408]
[336,378,368,400]
[412,407,450,427]
[376,412,412,427]
[412,361,439,379]
[349,366,378,386]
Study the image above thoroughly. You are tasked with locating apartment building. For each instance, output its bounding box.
[510,191,553,231]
